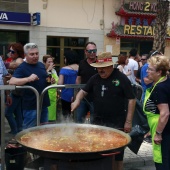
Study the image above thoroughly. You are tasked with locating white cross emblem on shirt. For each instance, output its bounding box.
[101,85,107,97]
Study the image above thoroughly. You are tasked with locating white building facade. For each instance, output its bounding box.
[0,0,170,69]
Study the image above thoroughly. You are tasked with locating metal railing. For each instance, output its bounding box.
[0,84,85,170]
[0,85,39,170]
[40,84,85,123]
[0,83,143,170]
[0,85,15,170]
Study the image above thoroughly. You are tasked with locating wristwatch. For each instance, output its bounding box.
[156,131,162,135]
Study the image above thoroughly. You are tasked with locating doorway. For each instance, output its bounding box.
[120,39,153,56]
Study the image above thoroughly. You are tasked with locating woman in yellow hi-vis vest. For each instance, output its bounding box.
[143,55,170,170]
[43,55,59,121]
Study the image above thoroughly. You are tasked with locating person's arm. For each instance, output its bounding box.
[134,60,139,77]
[3,76,12,106]
[117,65,123,72]
[5,91,12,106]
[124,98,136,132]
[134,70,138,77]
[76,76,81,84]
[58,75,64,85]
[8,58,23,69]
[71,89,87,112]
[135,77,141,84]
[143,76,153,85]
[8,62,20,69]
[9,74,39,86]
[154,103,169,145]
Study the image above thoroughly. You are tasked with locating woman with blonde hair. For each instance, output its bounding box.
[143,55,170,170]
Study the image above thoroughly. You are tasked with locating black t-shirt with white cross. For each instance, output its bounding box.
[83,69,135,128]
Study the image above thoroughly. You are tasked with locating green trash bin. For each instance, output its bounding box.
[5,147,27,170]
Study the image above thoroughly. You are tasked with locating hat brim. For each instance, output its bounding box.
[90,61,113,68]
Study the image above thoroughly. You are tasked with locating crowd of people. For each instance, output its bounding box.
[0,41,170,170]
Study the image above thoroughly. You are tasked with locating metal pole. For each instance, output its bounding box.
[1,90,6,170]
[15,86,40,126]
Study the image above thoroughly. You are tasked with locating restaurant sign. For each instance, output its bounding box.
[128,1,157,12]
[124,24,170,37]
[123,1,170,37]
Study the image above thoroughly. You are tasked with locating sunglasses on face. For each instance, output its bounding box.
[141,59,147,61]
[9,50,16,54]
[86,49,97,54]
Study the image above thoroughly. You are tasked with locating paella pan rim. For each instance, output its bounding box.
[15,123,131,160]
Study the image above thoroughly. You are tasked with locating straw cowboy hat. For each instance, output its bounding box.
[90,52,114,68]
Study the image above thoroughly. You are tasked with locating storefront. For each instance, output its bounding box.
[107,1,170,56]
[0,10,31,59]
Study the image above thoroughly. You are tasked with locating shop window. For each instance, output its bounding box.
[47,36,87,70]
[0,30,29,59]
[64,37,86,47]
[47,37,60,46]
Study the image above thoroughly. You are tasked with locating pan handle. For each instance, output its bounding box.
[101,152,120,156]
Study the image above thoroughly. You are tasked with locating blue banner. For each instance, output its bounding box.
[0,11,31,25]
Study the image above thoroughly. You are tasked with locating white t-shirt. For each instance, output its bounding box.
[124,58,138,84]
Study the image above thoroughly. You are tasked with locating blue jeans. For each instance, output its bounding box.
[5,94,23,134]
[155,134,170,170]
[76,99,94,123]
[23,107,48,129]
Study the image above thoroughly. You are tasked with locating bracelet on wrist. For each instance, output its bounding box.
[156,131,162,135]
[126,120,132,124]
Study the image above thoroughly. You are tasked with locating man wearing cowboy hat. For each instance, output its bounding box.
[71,52,136,170]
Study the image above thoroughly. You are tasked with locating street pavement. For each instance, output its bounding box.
[124,166,155,170]
[124,141,154,170]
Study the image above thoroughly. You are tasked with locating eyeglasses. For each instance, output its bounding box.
[86,49,97,54]
[150,50,163,57]
[147,67,156,72]
[141,59,147,61]
[9,50,16,54]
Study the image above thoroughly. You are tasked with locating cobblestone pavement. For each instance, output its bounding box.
[124,141,154,169]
